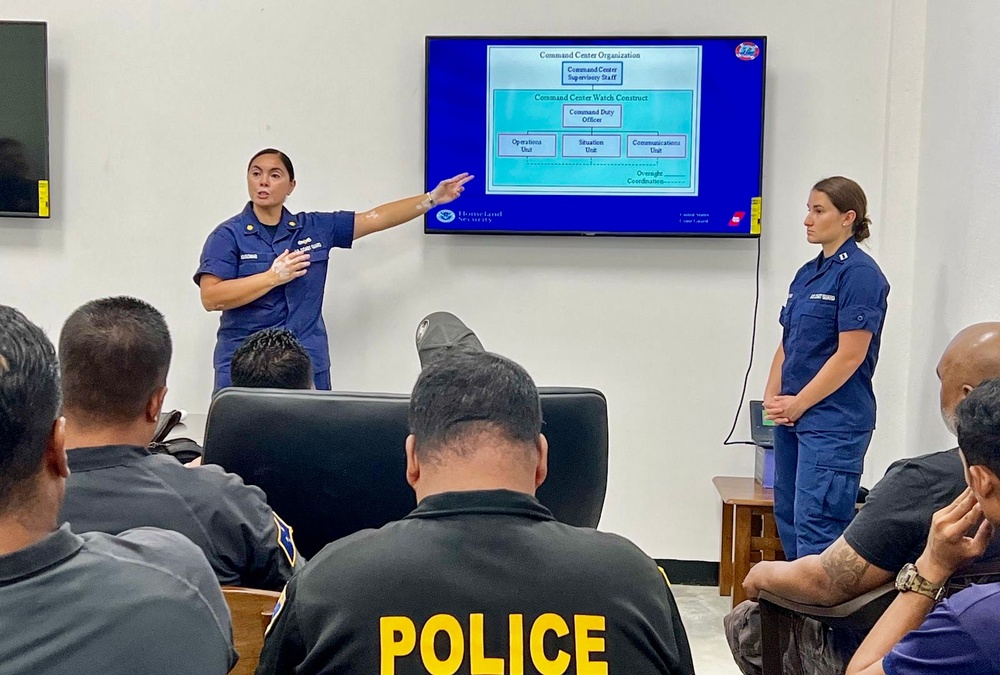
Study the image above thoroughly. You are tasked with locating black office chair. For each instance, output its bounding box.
[203,387,609,559]
[757,559,1000,675]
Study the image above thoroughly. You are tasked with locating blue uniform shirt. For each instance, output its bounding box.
[195,203,355,387]
[779,238,889,432]
[884,581,1000,674]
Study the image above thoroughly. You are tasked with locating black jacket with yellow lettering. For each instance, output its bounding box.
[257,489,695,674]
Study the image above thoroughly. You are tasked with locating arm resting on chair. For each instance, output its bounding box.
[745,536,893,606]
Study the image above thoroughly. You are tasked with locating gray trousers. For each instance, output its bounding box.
[723,600,848,675]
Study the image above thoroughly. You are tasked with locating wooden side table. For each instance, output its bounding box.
[713,476,784,607]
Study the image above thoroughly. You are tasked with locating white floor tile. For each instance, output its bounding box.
[672,585,743,675]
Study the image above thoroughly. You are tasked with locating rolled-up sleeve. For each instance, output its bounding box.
[308,210,355,249]
[837,266,888,334]
[194,228,240,284]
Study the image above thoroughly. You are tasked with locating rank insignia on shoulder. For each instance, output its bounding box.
[265,585,287,635]
[273,513,299,567]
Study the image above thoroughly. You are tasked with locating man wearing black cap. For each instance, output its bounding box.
[257,347,694,674]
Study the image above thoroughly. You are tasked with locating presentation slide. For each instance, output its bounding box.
[488,46,702,196]
[426,37,766,237]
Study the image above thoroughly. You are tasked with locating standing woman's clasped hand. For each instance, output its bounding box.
[763,395,805,426]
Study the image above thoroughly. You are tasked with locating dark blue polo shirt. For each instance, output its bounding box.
[779,238,889,432]
[884,582,1000,673]
[195,203,355,385]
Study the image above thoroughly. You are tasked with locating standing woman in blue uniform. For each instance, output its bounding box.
[195,149,472,391]
[763,176,889,560]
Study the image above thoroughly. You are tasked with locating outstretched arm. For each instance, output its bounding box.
[353,173,474,239]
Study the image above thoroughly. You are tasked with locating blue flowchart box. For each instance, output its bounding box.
[562,104,622,128]
[562,134,622,158]
[497,133,557,157]
[561,61,624,86]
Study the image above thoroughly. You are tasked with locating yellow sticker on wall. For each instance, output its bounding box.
[750,196,762,235]
[38,180,49,217]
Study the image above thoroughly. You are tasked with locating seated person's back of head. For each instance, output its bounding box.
[258,349,696,674]
[0,305,235,673]
[230,328,314,389]
[57,296,301,590]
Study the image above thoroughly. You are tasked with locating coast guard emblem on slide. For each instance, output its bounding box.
[735,42,760,61]
[274,513,298,566]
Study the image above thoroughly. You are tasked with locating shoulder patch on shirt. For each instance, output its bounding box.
[658,566,671,587]
[264,585,287,635]
[273,513,298,567]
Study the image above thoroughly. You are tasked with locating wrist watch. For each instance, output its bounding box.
[895,563,946,602]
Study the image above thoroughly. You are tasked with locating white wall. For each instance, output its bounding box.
[0,0,919,560]
[904,1,1000,455]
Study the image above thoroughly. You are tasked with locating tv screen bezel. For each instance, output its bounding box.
[0,20,50,220]
[423,34,767,238]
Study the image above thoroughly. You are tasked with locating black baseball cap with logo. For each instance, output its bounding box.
[415,312,485,369]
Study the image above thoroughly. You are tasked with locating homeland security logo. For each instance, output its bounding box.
[436,209,456,223]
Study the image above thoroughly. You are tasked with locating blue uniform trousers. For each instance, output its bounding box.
[773,426,871,559]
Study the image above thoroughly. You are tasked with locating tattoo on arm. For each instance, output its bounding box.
[820,539,872,598]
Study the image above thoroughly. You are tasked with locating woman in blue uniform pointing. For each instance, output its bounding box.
[763,176,889,560]
[195,148,472,391]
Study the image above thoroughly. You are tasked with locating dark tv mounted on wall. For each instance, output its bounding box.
[0,20,50,218]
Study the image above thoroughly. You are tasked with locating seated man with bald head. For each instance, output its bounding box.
[725,323,1000,675]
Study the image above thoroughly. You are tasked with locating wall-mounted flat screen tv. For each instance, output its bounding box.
[425,36,766,237]
[0,21,50,218]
